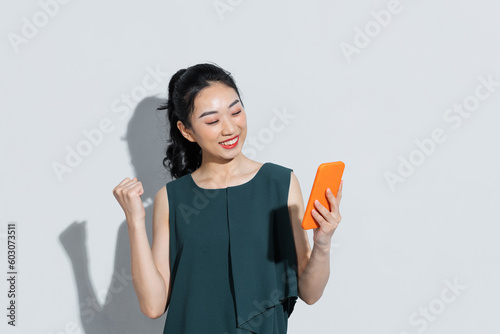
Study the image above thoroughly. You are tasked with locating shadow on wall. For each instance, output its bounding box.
[58,96,172,333]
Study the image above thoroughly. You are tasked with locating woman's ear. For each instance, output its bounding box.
[177,120,196,142]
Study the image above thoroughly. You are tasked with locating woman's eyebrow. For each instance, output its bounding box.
[228,99,240,108]
[198,99,240,118]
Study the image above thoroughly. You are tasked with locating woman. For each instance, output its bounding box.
[112,63,343,333]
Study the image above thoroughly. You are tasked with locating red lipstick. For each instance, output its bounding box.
[219,135,239,149]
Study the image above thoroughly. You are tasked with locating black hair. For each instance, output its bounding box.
[158,63,243,180]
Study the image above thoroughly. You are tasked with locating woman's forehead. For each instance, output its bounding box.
[194,83,239,111]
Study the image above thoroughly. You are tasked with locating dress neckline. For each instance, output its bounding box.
[189,162,269,190]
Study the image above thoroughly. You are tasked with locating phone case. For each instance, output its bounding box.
[301,161,345,230]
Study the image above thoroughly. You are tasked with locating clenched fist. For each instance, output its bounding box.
[112,177,146,223]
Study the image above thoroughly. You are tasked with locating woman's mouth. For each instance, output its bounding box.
[219,135,239,149]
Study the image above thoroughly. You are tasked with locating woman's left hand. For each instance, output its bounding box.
[311,180,343,251]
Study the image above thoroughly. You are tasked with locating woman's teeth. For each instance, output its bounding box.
[220,137,238,145]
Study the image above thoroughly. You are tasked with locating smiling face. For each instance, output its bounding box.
[177,81,247,163]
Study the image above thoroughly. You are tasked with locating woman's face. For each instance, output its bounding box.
[178,82,247,162]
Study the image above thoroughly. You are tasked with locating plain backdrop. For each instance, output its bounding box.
[2,0,499,333]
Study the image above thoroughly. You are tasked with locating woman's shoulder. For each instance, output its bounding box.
[260,162,294,189]
[165,172,191,190]
[264,161,294,175]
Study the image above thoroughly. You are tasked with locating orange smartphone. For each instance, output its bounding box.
[301,161,345,230]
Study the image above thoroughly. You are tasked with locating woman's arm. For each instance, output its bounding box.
[287,171,342,305]
[113,179,171,318]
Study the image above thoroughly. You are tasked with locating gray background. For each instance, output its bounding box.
[1,0,499,333]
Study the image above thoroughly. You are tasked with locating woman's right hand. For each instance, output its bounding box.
[113,177,146,223]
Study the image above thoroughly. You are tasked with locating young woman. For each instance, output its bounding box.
[112,63,343,333]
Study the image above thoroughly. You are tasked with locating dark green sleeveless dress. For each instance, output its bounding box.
[163,162,299,334]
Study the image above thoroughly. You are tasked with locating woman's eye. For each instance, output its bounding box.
[206,111,240,125]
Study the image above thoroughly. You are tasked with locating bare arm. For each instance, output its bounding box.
[288,171,338,305]
[150,185,172,316]
[113,178,171,318]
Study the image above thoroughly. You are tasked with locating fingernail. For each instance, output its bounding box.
[315,199,319,205]
[327,188,332,194]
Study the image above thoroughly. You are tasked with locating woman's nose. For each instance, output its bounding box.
[221,116,235,134]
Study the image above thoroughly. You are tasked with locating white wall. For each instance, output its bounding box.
[2,0,499,333]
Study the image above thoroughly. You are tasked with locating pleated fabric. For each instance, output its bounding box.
[163,162,298,334]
